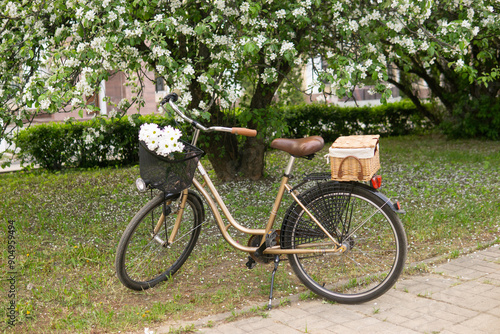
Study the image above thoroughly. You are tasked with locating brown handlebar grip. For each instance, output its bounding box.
[231,127,257,137]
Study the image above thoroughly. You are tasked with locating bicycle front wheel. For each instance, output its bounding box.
[115,191,203,290]
[281,181,407,304]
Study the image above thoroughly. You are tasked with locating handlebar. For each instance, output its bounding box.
[160,93,257,137]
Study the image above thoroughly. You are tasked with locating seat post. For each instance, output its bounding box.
[284,155,296,176]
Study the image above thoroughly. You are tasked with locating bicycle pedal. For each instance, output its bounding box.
[245,256,256,269]
[265,230,278,248]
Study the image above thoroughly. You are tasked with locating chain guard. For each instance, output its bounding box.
[247,231,280,264]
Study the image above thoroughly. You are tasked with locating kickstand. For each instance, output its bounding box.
[267,255,280,310]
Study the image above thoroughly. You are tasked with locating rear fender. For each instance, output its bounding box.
[352,182,405,214]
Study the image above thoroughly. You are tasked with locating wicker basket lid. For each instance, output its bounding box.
[331,135,380,149]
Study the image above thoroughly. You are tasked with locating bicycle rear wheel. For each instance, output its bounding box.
[115,191,203,290]
[281,181,407,304]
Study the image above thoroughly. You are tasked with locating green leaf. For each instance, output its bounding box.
[195,24,206,35]
[243,41,258,54]
[428,46,435,57]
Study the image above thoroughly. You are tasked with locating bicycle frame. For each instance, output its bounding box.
[160,96,346,256]
[192,162,346,255]
[170,127,345,256]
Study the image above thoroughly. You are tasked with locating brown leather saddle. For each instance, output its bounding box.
[270,136,324,157]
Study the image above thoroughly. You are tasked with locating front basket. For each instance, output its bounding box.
[139,141,204,194]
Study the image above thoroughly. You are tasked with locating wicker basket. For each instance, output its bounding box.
[329,135,380,181]
[139,141,204,194]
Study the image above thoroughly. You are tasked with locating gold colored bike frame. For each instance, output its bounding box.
[188,160,345,255]
[162,125,345,256]
[168,190,189,244]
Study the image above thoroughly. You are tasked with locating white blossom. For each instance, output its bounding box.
[85,10,96,22]
[215,0,225,11]
[140,124,184,157]
[108,109,118,118]
[108,12,117,22]
[240,2,250,12]
[6,1,19,17]
[348,20,359,32]
[40,99,51,109]
[183,64,195,76]
[280,41,295,56]
[276,9,286,19]
[198,74,208,85]
[292,8,306,17]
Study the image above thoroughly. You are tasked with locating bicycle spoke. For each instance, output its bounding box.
[345,198,391,240]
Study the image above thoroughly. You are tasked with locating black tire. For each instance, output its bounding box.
[115,191,203,290]
[281,182,407,304]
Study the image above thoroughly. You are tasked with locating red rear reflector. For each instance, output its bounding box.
[396,201,402,210]
[371,175,382,189]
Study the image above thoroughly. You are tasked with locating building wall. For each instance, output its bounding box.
[31,63,425,125]
[32,71,163,124]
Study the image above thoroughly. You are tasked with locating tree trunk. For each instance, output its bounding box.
[239,62,292,180]
[196,100,242,182]
[202,72,290,181]
[238,85,276,180]
[205,130,241,181]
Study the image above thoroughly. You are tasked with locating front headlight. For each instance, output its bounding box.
[135,178,147,192]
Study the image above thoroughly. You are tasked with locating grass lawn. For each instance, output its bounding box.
[1,134,499,333]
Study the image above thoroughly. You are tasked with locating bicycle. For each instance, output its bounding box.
[115,93,407,308]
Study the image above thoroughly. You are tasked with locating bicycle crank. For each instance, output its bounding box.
[247,231,280,264]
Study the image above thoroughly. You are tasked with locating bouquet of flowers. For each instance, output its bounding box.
[139,123,184,157]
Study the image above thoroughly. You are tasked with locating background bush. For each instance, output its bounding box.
[15,114,187,170]
[279,99,433,142]
[15,100,433,170]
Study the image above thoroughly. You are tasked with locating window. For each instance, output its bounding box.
[155,77,165,93]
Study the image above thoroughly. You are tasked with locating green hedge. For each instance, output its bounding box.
[15,100,432,171]
[15,114,186,170]
[280,100,432,142]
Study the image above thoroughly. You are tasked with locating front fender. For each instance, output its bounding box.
[164,189,206,221]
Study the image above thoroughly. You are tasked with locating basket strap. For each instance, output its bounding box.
[338,155,364,181]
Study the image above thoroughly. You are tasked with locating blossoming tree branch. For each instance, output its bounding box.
[0,0,498,179]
